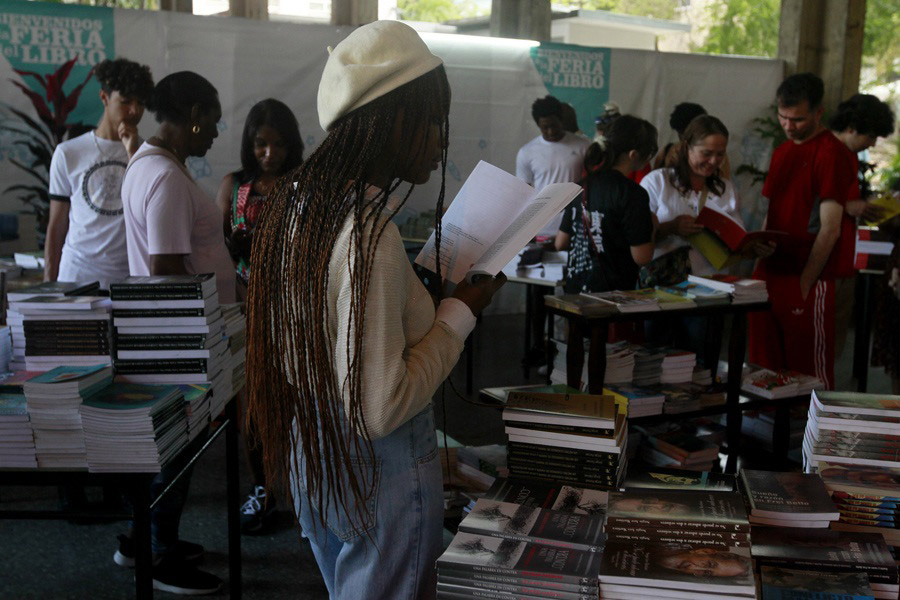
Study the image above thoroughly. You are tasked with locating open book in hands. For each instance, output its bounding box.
[688,205,786,270]
[415,161,582,284]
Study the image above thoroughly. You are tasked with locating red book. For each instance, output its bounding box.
[694,206,785,252]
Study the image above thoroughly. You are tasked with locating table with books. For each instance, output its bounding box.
[0,275,247,599]
[543,275,772,473]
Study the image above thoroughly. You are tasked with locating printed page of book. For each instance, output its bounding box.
[415,161,580,284]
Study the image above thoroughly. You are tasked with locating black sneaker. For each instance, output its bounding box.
[114,534,205,568]
[152,556,221,596]
[240,485,276,535]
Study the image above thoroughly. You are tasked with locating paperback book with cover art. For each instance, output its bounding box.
[741,469,839,521]
[622,467,735,492]
[109,274,216,299]
[606,489,749,532]
[458,499,606,552]
[436,531,602,586]
[598,540,755,595]
[482,478,608,515]
[751,527,898,586]
[760,565,875,600]
[436,573,596,599]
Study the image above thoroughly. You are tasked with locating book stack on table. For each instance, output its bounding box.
[221,303,246,401]
[752,527,898,599]
[79,382,188,472]
[636,423,722,472]
[604,384,665,418]
[659,349,696,384]
[604,488,751,549]
[740,469,839,528]
[653,382,726,415]
[632,345,666,386]
[110,275,230,417]
[742,365,823,399]
[598,540,756,600]
[6,281,108,372]
[435,531,601,600]
[688,274,768,304]
[0,392,36,468]
[502,391,627,490]
[23,365,113,468]
[805,394,900,552]
[604,341,635,385]
[759,565,876,600]
[175,384,212,441]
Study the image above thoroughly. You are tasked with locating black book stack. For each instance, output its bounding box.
[110,275,229,414]
[5,281,103,372]
[217,303,246,416]
[502,391,627,491]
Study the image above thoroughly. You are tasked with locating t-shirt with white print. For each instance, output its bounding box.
[48,131,130,288]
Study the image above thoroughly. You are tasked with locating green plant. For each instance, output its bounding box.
[735,103,786,186]
[1,58,94,247]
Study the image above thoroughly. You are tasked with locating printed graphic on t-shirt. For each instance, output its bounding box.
[81,159,127,216]
[588,210,604,252]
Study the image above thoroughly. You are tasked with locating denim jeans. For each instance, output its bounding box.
[124,463,193,555]
[292,406,443,600]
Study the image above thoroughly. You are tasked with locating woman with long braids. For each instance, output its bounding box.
[245,21,504,599]
[215,99,304,534]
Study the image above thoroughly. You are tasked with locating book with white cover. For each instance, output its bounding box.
[415,161,581,284]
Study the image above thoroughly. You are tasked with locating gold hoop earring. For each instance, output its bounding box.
[192,125,201,134]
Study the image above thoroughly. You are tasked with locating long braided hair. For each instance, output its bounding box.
[245,65,450,534]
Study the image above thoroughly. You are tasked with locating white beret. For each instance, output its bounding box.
[317,21,443,132]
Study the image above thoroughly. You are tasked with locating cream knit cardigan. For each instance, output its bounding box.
[326,215,475,440]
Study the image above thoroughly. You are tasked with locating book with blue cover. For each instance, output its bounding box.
[23,364,113,394]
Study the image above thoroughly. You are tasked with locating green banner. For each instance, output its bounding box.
[530,42,610,138]
[0,0,114,126]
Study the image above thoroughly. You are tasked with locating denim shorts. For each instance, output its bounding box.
[291,406,443,600]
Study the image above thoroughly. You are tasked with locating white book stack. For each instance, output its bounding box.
[5,281,103,372]
[111,276,227,406]
[688,274,768,304]
[632,345,666,387]
[605,341,635,385]
[221,303,246,397]
[0,393,37,468]
[659,349,697,384]
[23,365,113,468]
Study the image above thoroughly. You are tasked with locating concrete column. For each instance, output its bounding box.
[229,0,268,20]
[777,0,865,111]
[490,0,551,41]
[332,0,378,26]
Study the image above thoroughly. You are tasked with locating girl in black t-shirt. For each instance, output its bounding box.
[556,114,659,294]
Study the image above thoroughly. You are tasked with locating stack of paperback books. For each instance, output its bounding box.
[604,384,665,418]
[815,462,900,551]
[632,345,666,387]
[759,565,876,600]
[80,382,188,472]
[482,477,608,516]
[653,382,725,415]
[605,341,635,385]
[636,423,722,472]
[742,366,823,399]
[751,527,898,599]
[803,391,900,471]
[6,281,101,371]
[688,274,768,304]
[436,531,601,600]
[221,303,246,396]
[659,348,696,384]
[740,469,839,528]
[502,390,627,490]
[457,498,606,552]
[622,466,736,493]
[176,384,212,441]
[23,365,113,468]
[110,275,230,411]
[658,280,730,306]
[652,287,696,310]
[598,541,755,599]
[0,392,37,468]
[604,489,750,548]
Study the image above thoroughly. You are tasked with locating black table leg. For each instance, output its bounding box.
[773,400,791,468]
[133,479,153,600]
[587,323,609,395]
[725,312,748,474]
[225,400,242,599]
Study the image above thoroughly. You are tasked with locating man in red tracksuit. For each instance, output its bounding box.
[748,73,858,389]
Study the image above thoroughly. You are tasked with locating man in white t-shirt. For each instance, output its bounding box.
[45,58,154,288]
[515,96,590,366]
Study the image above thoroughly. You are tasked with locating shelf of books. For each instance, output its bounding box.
[0,275,246,474]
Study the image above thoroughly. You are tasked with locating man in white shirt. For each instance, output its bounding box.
[44,58,153,288]
[516,96,590,366]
